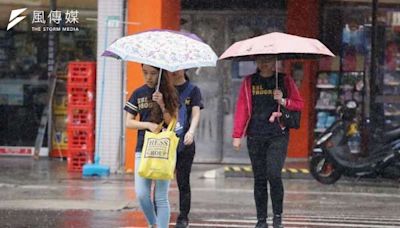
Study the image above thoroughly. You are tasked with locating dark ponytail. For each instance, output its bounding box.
[184,72,190,82]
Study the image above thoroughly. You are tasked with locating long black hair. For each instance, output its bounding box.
[148,69,179,124]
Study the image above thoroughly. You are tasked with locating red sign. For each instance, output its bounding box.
[0,147,33,156]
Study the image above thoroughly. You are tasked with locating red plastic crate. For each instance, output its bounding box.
[67,62,96,86]
[67,128,95,151]
[67,106,95,127]
[67,149,93,172]
[67,81,96,92]
[67,86,95,106]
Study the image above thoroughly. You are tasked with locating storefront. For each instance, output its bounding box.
[0,0,97,156]
[121,0,292,169]
[123,0,400,168]
[2,0,398,171]
[174,0,319,163]
[120,0,317,168]
[315,0,400,156]
[181,1,288,163]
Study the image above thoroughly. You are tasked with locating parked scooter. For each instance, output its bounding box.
[310,100,400,184]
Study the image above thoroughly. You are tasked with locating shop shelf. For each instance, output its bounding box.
[315,105,337,110]
[314,128,327,133]
[376,95,400,104]
[316,84,337,89]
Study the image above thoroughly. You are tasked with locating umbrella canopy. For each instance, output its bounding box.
[219,32,335,122]
[103,29,218,72]
[219,32,335,60]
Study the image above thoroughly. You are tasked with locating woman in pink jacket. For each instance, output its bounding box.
[232,56,303,228]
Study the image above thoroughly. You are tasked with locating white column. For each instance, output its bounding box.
[96,0,125,173]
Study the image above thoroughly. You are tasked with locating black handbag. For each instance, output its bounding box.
[274,73,302,129]
[281,107,301,129]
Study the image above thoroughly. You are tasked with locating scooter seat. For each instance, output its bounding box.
[384,127,400,142]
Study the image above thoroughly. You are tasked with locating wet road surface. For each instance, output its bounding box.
[0,157,399,227]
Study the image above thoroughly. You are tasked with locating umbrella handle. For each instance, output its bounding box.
[275,56,278,89]
[156,69,162,92]
[275,57,281,117]
[275,57,280,110]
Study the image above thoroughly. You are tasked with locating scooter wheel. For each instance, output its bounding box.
[310,154,341,184]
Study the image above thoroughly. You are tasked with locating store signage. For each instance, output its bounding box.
[107,16,121,28]
[0,147,48,156]
[6,8,80,32]
[0,147,33,156]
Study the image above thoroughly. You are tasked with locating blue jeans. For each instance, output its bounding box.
[135,153,171,228]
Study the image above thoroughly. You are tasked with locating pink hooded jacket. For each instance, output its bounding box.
[232,74,304,138]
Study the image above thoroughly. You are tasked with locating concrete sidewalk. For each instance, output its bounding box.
[0,156,311,211]
[0,157,222,183]
[0,156,310,184]
[205,159,311,179]
[0,157,226,213]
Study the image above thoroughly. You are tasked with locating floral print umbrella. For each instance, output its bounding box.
[103,29,218,72]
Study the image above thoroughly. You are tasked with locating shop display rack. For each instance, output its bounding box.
[314,71,365,133]
[379,20,400,130]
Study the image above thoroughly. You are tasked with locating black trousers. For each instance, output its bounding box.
[247,134,289,219]
[176,142,195,220]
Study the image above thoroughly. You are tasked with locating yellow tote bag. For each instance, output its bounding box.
[138,118,179,180]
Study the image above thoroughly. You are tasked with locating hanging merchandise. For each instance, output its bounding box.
[346,123,361,154]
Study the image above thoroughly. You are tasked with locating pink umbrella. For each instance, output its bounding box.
[219,32,334,60]
[219,32,335,127]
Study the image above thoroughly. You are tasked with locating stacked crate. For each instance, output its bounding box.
[66,62,96,172]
